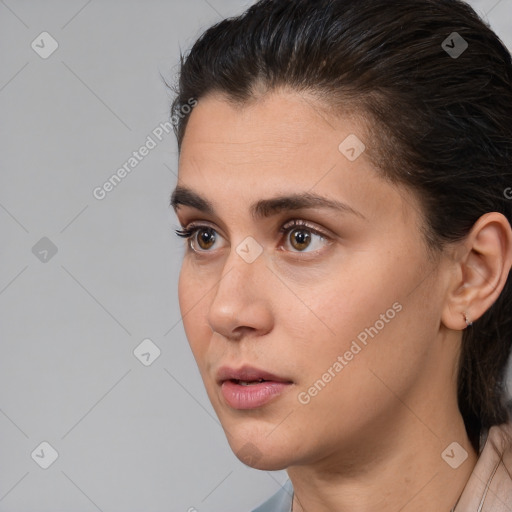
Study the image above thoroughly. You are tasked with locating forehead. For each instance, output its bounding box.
[179,90,372,184]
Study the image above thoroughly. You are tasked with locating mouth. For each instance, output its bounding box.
[217,365,293,410]
[230,378,269,386]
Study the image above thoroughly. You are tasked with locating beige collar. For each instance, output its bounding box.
[454,421,512,511]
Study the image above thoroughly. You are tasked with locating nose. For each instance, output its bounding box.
[206,248,273,341]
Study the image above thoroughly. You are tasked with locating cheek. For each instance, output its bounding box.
[291,251,429,397]
[289,304,414,446]
[292,267,393,356]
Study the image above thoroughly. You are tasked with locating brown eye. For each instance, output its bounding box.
[289,229,312,251]
[281,220,330,253]
[195,227,216,251]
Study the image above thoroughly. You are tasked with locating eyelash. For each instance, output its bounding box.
[174,219,330,254]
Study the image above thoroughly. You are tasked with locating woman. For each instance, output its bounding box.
[169,0,512,510]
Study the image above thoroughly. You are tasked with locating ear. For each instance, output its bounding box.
[442,212,512,331]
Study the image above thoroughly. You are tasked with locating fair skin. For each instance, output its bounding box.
[172,89,512,512]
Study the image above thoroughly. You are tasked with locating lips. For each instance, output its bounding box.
[217,365,293,409]
[217,365,292,385]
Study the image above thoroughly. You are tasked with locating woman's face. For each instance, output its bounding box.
[174,89,456,470]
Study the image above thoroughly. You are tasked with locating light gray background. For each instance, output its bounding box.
[0,1,511,511]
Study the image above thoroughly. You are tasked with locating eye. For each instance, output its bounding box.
[175,225,222,252]
[174,220,331,254]
[279,219,330,253]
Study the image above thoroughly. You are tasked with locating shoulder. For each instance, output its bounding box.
[250,480,294,512]
[454,420,512,511]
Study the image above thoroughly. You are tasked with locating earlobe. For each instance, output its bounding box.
[441,212,512,332]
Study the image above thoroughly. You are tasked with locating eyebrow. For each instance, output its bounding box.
[170,185,366,221]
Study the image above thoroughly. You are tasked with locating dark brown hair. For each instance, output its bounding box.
[169,0,512,452]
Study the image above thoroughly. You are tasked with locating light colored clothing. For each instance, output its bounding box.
[455,421,512,511]
[251,479,293,512]
[251,421,512,512]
